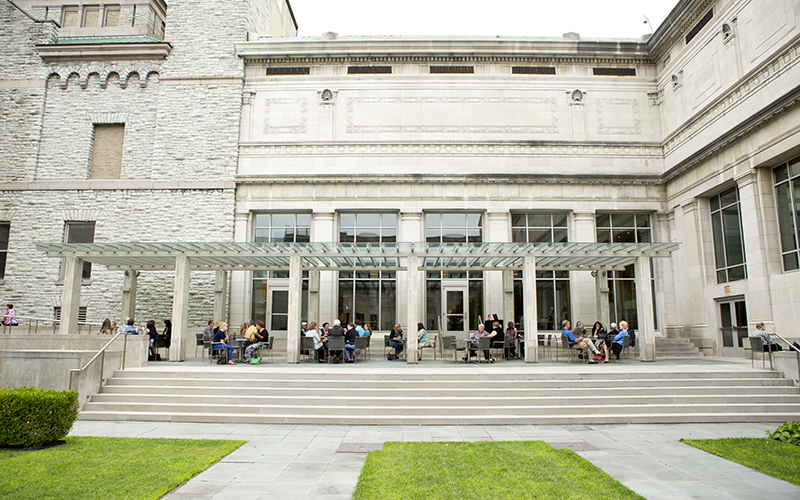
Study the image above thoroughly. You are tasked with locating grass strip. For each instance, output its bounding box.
[682,437,800,487]
[0,436,245,500]
[353,440,643,500]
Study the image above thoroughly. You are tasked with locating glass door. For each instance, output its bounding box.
[719,298,747,356]
[267,288,289,332]
[442,286,469,338]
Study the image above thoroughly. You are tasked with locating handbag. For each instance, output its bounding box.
[249,344,263,365]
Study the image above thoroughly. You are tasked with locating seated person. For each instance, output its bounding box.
[145,320,159,360]
[389,323,404,358]
[121,317,139,335]
[212,322,236,365]
[592,321,609,363]
[611,321,630,360]
[243,321,269,363]
[328,319,345,362]
[562,320,602,364]
[750,322,782,352]
[417,323,434,361]
[469,323,494,362]
[344,322,358,362]
[504,322,519,359]
[306,321,326,362]
[243,319,266,345]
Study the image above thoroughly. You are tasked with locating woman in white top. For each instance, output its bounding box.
[307,321,327,362]
[750,322,782,352]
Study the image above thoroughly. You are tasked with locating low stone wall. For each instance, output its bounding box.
[0,334,149,408]
[774,351,800,385]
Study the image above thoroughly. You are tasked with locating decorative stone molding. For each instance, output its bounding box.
[0,210,17,221]
[89,112,129,124]
[663,39,800,156]
[62,209,100,222]
[596,99,641,135]
[263,98,308,134]
[569,89,585,103]
[648,0,716,61]
[345,97,559,134]
[239,141,662,158]
[45,66,161,90]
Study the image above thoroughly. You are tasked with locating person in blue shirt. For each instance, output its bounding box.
[611,320,630,360]
[355,320,367,337]
[212,322,236,365]
[562,319,602,363]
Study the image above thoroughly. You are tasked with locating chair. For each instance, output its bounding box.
[208,341,226,364]
[419,337,436,361]
[476,336,491,363]
[261,339,273,363]
[301,336,315,362]
[383,335,391,356]
[328,336,345,364]
[441,336,465,363]
[195,333,205,359]
[559,336,578,362]
[621,335,631,361]
[748,336,768,369]
[354,336,368,363]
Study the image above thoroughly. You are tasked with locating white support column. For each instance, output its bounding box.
[59,256,84,335]
[214,270,228,323]
[572,213,598,322]
[595,270,610,328]
[170,255,191,362]
[635,256,656,362]
[120,268,137,323]
[406,254,419,364]
[522,255,539,363]
[308,269,320,325]
[502,270,515,332]
[287,255,302,364]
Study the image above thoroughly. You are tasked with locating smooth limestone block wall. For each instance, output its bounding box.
[0,188,234,327]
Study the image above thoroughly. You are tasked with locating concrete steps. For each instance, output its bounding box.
[78,367,800,425]
[656,337,704,357]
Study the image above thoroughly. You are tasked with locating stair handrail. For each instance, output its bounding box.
[3,314,103,334]
[68,332,128,392]
[769,332,800,393]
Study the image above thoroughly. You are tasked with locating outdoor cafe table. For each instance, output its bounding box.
[454,338,478,364]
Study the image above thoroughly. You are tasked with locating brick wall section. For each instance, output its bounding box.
[0,188,235,327]
[246,0,271,39]
[90,124,125,179]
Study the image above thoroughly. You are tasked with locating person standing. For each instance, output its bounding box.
[4,304,17,329]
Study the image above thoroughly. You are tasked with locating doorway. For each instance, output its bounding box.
[268,288,289,332]
[719,297,747,356]
[442,286,469,337]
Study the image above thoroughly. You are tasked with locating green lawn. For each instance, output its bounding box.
[682,437,800,486]
[353,441,643,500]
[0,436,245,500]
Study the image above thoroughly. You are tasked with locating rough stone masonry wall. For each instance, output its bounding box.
[0,2,56,183]
[0,188,234,327]
[37,68,162,180]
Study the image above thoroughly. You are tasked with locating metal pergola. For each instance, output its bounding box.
[38,241,679,364]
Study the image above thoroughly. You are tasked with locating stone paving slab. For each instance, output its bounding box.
[68,421,800,500]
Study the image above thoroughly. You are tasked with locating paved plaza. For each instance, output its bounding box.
[71,419,800,500]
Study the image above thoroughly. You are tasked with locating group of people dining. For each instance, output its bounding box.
[561,319,636,363]
[204,319,269,365]
[99,317,172,361]
[303,319,373,363]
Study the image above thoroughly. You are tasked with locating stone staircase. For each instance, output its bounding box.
[77,367,800,425]
[656,337,704,358]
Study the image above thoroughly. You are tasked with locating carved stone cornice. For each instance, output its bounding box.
[647,0,717,62]
[235,173,664,186]
[238,141,663,159]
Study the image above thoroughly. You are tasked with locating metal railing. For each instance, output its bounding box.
[68,332,128,392]
[771,333,800,393]
[2,314,103,335]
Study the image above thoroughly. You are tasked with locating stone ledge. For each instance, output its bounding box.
[0,181,236,191]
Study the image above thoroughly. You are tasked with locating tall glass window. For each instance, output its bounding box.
[425,213,482,243]
[251,213,310,326]
[338,271,395,331]
[511,212,571,330]
[596,213,652,329]
[774,157,800,271]
[710,188,747,283]
[339,213,397,243]
[253,213,310,243]
[337,213,397,331]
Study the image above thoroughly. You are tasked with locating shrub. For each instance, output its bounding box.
[0,387,79,448]
[767,422,800,447]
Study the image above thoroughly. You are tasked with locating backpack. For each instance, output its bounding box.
[217,357,226,365]
[629,329,636,346]
[387,353,397,361]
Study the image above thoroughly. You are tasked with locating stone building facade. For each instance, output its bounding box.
[2,0,799,358]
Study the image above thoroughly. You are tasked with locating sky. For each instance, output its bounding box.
[288,0,678,40]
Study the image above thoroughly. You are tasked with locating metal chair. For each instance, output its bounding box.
[559,336,578,362]
[476,336,491,363]
[621,335,631,361]
[354,336,368,363]
[195,333,205,358]
[328,336,345,364]
[365,335,371,360]
[748,336,768,369]
[301,336,315,362]
[441,336,465,363]
[261,339,273,363]
[419,337,436,360]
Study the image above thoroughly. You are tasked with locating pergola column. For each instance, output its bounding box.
[214,270,228,323]
[635,256,655,361]
[59,256,84,335]
[502,270,515,334]
[170,255,191,362]
[522,255,539,363]
[286,255,302,364]
[121,268,137,322]
[595,269,610,328]
[406,254,419,364]
[308,270,320,324]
